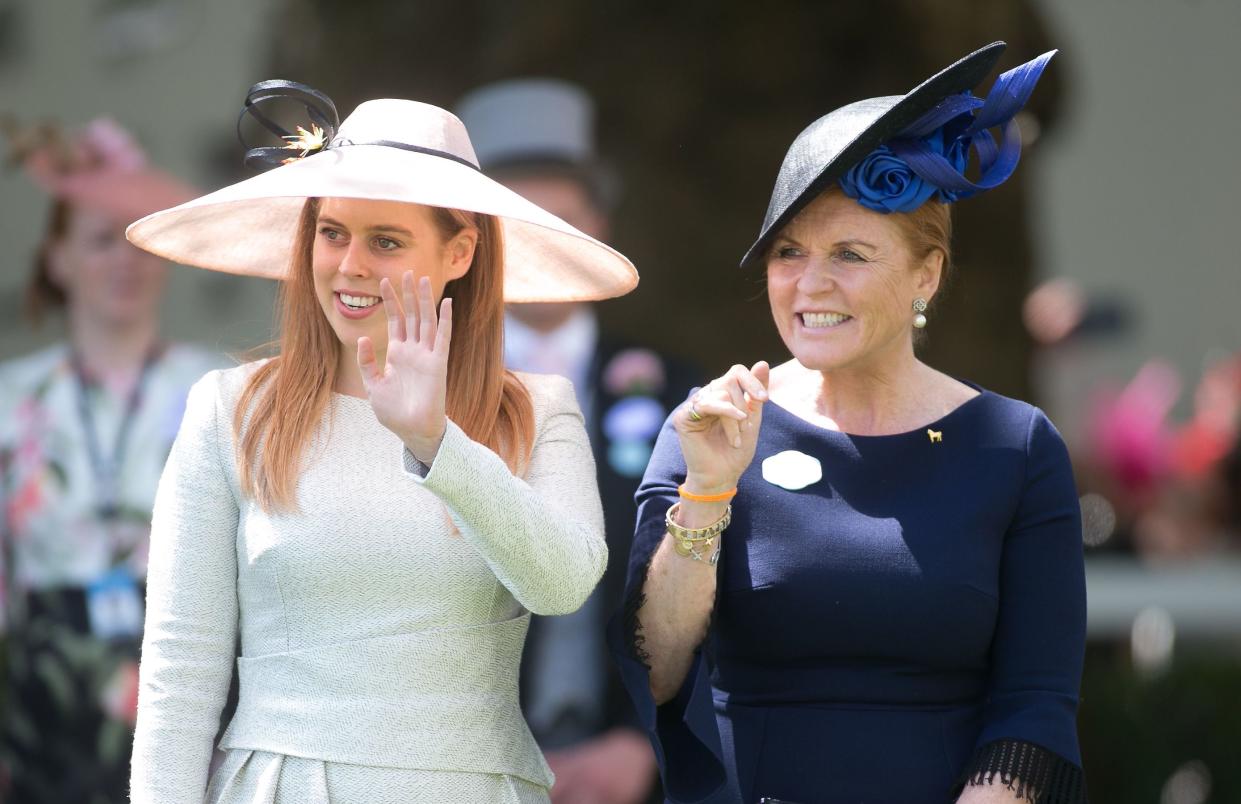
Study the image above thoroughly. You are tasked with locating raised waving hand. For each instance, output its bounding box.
[357,271,452,464]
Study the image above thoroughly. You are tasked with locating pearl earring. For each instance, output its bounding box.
[912,298,928,329]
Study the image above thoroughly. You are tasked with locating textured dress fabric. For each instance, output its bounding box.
[613,388,1088,804]
[129,364,606,804]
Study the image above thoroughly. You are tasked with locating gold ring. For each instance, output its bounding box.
[688,401,704,422]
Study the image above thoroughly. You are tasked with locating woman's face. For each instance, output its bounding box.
[312,197,475,355]
[766,191,941,373]
[47,205,168,329]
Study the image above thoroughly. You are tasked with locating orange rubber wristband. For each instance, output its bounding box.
[678,483,738,503]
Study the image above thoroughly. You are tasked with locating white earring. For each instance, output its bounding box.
[913,298,928,329]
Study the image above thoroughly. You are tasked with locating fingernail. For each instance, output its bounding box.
[733,436,742,448]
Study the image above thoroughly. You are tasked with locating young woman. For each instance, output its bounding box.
[126,83,638,803]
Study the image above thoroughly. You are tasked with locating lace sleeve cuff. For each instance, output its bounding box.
[956,739,1087,803]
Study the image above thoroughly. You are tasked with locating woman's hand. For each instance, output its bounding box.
[674,361,770,493]
[357,271,452,464]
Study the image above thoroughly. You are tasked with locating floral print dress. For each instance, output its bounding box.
[0,342,220,803]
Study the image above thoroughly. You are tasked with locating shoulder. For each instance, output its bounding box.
[0,344,67,396]
[180,359,272,426]
[513,370,579,421]
[964,386,1066,455]
[211,359,273,406]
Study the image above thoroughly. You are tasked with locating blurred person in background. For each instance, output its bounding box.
[457,79,698,804]
[1082,354,1241,560]
[615,44,1088,803]
[0,118,219,803]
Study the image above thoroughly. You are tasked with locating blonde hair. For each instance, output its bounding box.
[234,198,534,511]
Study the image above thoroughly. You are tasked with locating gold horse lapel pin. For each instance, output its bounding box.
[927,429,943,443]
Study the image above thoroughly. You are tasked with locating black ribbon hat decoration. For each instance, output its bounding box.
[236,79,482,172]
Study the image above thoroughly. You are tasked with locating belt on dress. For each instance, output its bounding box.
[221,612,553,788]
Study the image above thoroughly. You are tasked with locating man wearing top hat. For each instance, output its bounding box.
[458,79,698,804]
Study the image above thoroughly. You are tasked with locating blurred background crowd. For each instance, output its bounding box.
[1,0,1238,802]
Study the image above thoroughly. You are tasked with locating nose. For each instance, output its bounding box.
[796,256,836,295]
[337,241,371,279]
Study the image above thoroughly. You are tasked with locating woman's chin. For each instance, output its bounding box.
[789,339,862,373]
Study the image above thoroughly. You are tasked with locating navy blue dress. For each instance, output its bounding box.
[611,388,1087,804]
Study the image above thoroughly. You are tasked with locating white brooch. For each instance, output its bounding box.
[761,449,822,491]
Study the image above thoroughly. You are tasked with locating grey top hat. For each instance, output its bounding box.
[456,78,596,171]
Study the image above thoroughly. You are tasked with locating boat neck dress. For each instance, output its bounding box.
[130,363,606,804]
[613,386,1088,804]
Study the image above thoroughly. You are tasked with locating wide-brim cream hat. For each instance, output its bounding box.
[125,81,638,302]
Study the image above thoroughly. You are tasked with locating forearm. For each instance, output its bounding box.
[413,418,606,615]
[637,497,727,704]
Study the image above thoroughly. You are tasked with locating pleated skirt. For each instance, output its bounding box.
[206,749,550,804]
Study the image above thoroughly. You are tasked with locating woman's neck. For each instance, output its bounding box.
[333,344,381,399]
[69,312,160,393]
[774,344,961,436]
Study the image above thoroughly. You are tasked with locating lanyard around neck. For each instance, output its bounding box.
[70,345,163,520]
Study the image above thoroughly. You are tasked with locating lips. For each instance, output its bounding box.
[334,290,382,320]
[799,311,853,329]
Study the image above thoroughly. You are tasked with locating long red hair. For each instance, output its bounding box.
[235,198,534,511]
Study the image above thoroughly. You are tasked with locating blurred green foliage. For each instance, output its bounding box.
[1079,642,1241,802]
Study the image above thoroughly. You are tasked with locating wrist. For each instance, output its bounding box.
[682,474,738,497]
[672,497,731,529]
[404,421,447,465]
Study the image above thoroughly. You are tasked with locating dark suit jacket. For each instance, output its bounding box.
[520,339,700,741]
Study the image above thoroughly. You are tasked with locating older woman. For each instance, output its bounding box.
[615,43,1086,804]
[125,83,636,803]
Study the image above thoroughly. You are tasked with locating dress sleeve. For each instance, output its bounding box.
[404,375,606,616]
[606,401,728,804]
[130,371,240,804]
[957,408,1088,803]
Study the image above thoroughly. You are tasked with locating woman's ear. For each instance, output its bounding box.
[915,249,945,303]
[444,228,478,282]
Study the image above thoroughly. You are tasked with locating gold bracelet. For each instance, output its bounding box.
[667,502,731,562]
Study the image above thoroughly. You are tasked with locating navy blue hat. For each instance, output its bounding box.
[740,41,1055,269]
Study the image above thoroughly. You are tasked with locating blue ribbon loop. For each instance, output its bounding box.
[890,50,1055,200]
[844,50,1056,210]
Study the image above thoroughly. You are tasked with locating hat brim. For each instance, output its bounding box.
[126,144,638,303]
[739,41,1008,270]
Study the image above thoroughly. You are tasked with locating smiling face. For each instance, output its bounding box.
[766,189,944,373]
[311,197,476,359]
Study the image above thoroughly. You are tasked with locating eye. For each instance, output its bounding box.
[775,245,804,260]
[318,226,344,242]
[373,236,401,251]
[837,248,866,263]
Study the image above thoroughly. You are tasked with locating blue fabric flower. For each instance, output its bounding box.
[839,123,971,213]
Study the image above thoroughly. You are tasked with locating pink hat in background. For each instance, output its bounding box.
[17,117,197,226]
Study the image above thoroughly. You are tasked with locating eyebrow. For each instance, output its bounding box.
[774,235,877,251]
[318,216,414,236]
[836,239,877,251]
